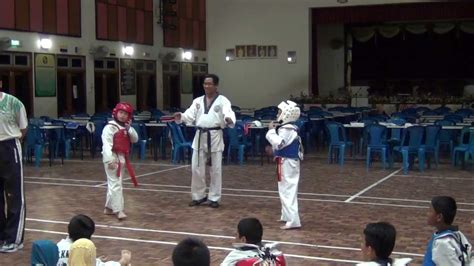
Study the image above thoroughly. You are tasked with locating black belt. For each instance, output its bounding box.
[196,126,222,166]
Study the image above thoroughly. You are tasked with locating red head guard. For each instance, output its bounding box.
[112,102,133,122]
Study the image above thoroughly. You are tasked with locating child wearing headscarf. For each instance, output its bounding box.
[31,240,59,266]
[68,239,131,266]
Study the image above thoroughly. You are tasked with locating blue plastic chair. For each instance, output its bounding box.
[131,122,148,160]
[434,106,451,115]
[423,110,440,116]
[91,120,107,158]
[421,125,441,168]
[434,119,456,155]
[392,126,425,174]
[50,120,70,159]
[366,124,389,169]
[226,125,252,165]
[452,126,474,167]
[23,124,46,167]
[167,122,192,164]
[444,114,463,124]
[325,122,353,166]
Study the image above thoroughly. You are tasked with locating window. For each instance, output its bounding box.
[106,60,116,69]
[71,58,82,68]
[58,58,68,67]
[0,54,11,65]
[14,55,28,66]
[95,60,104,69]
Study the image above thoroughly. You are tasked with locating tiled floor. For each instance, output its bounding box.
[2,153,473,265]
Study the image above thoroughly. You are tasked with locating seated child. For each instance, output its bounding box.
[57,214,131,266]
[172,237,210,266]
[221,218,285,266]
[357,222,412,266]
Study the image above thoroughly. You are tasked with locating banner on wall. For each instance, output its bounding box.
[181,63,192,94]
[120,59,136,95]
[35,54,56,97]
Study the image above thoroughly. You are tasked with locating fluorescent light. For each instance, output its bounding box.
[182,51,192,60]
[38,38,52,49]
[122,45,134,56]
[225,56,230,62]
[10,39,20,47]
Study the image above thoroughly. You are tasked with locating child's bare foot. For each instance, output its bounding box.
[117,211,127,220]
[104,208,114,215]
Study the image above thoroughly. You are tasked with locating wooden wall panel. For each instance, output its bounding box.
[127,0,135,8]
[97,2,108,39]
[126,8,136,42]
[107,4,118,40]
[117,6,127,41]
[135,0,144,10]
[136,10,144,43]
[43,0,57,34]
[144,11,153,45]
[15,0,30,31]
[163,0,206,50]
[0,0,15,29]
[56,0,69,34]
[30,0,44,32]
[68,0,81,36]
[144,0,152,11]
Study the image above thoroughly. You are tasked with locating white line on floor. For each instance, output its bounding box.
[23,180,474,211]
[26,218,423,258]
[345,168,402,203]
[44,158,179,167]
[95,165,190,187]
[25,228,362,263]
[394,174,473,180]
[23,176,474,206]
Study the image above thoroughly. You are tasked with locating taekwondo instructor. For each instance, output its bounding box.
[174,74,236,208]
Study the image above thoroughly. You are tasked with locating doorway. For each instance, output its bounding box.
[94,59,119,113]
[57,56,86,116]
[163,63,180,110]
[136,60,157,111]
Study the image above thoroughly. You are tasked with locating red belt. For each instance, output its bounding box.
[116,155,138,187]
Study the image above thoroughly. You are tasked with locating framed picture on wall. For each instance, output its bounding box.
[120,59,136,95]
[225,49,235,61]
[35,53,56,97]
[235,45,246,58]
[246,45,257,58]
[267,45,277,58]
[257,46,267,57]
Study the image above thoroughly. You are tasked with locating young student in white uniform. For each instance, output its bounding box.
[266,100,303,230]
[174,74,235,208]
[101,102,138,220]
[423,196,473,266]
[357,222,412,266]
[221,217,285,266]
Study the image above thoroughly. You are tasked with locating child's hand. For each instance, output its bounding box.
[119,250,132,266]
[268,121,276,129]
[98,255,108,262]
[108,162,118,169]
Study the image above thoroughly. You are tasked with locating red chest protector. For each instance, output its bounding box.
[109,124,138,187]
[112,127,131,155]
[236,255,286,266]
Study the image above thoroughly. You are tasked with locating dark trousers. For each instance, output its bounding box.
[0,138,25,245]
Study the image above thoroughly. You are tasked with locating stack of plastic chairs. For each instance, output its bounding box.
[444,114,463,124]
